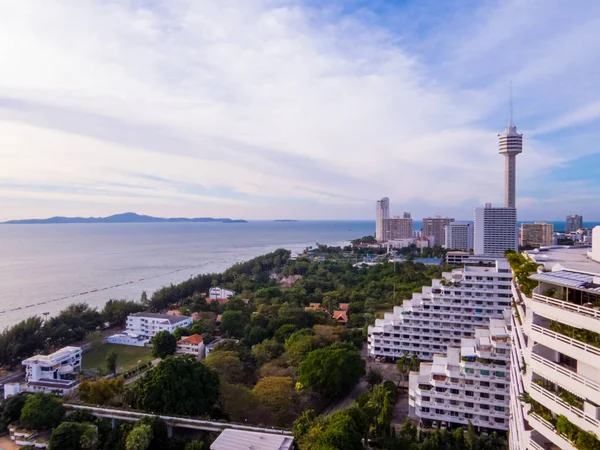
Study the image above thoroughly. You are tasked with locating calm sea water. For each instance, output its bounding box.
[0,221,374,329]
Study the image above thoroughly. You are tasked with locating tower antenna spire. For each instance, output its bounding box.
[509,81,514,127]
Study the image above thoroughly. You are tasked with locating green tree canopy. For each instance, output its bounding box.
[151,331,177,359]
[105,349,118,376]
[298,343,365,398]
[48,422,98,450]
[132,355,220,416]
[252,376,297,426]
[20,393,65,430]
[204,350,245,384]
[126,424,153,450]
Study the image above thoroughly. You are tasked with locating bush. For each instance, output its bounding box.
[20,393,65,430]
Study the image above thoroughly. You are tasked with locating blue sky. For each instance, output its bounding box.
[0,0,599,221]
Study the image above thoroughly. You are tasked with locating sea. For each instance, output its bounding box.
[0,221,374,329]
[1,219,597,330]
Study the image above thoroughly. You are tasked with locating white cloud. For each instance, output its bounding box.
[0,0,599,220]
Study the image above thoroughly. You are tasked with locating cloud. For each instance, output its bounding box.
[0,0,599,220]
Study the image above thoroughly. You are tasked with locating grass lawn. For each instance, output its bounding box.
[82,344,153,374]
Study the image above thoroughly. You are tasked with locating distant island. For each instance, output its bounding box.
[274,219,298,222]
[1,212,248,225]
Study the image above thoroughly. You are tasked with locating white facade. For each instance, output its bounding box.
[474,204,517,257]
[368,260,513,361]
[498,117,523,209]
[387,238,416,249]
[176,334,206,359]
[409,316,511,431]
[125,312,193,338]
[376,197,390,242]
[590,226,600,263]
[444,222,474,251]
[107,330,148,347]
[22,346,82,395]
[566,214,583,233]
[209,287,235,300]
[509,247,600,450]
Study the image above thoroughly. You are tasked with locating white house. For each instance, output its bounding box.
[125,312,193,338]
[21,346,82,395]
[209,287,235,300]
[176,334,205,359]
[210,429,294,450]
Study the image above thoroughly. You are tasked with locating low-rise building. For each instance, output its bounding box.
[332,310,348,325]
[209,287,235,300]
[22,346,82,395]
[409,316,511,431]
[210,429,294,450]
[205,338,239,358]
[125,312,193,339]
[176,334,205,359]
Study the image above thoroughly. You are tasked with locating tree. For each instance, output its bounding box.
[151,331,177,359]
[185,441,205,450]
[366,368,383,390]
[132,355,220,416]
[105,349,118,376]
[20,393,65,429]
[299,343,365,398]
[126,424,153,450]
[85,331,105,351]
[48,422,98,450]
[138,416,169,450]
[219,310,244,337]
[204,351,245,384]
[252,339,284,365]
[252,376,297,426]
[102,299,144,327]
[78,378,124,405]
[1,394,27,422]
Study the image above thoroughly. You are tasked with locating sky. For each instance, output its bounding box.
[1,0,599,221]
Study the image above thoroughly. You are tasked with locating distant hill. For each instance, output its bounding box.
[1,212,248,225]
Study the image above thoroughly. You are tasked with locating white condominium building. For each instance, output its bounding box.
[368,260,513,361]
[125,312,193,338]
[474,204,518,257]
[520,222,554,248]
[409,316,511,431]
[22,346,82,395]
[510,245,600,450]
[376,197,390,242]
[444,222,474,252]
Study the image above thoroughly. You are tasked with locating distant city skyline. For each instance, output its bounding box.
[1,1,600,221]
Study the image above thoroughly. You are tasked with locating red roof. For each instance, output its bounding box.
[338,303,349,311]
[179,334,203,345]
[333,310,348,323]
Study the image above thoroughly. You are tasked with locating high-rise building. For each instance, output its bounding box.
[409,316,511,431]
[367,260,513,361]
[384,213,413,240]
[509,245,600,450]
[566,214,583,233]
[498,105,523,208]
[444,222,474,251]
[474,204,518,256]
[520,222,554,248]
[376,197,390,242]
[422,216,455,247]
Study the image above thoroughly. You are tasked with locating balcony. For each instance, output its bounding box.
[532,292,600,335]
[528,413,577,450]
[531,324,600,366]
[530,353,600,401]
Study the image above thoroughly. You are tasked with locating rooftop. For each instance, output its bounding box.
[526,246,599,274]
[530,270,600,294]
[210,429,294,450]
[22,346,81,365]
[130,312,191,324]
[179,334,203,345]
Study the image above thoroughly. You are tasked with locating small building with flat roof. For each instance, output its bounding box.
[210,429,294,450]
[22,346,82,395]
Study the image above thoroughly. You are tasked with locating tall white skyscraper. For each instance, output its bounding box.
[498,96,523,208]
[474,204,518,256]
[375,197,390,242]
[444,222,473,251]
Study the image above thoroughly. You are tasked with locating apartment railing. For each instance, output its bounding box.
[531,324,600,357]
[530,383,585,421]
[530,353,600,394]
[533,293,600,320]
[529,439,545,450]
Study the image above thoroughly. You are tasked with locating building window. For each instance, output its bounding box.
[480,404,490,410]
[494,371,505,377]
[495,406,505,412]
[480,370,489,376]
